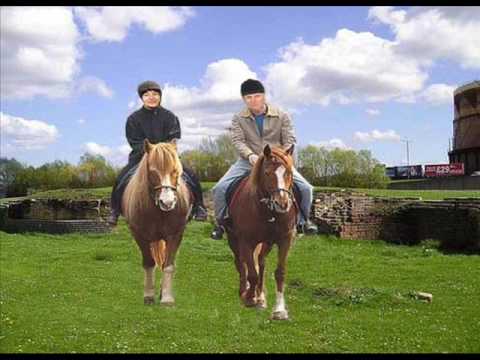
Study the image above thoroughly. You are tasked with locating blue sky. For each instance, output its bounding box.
[1,6,479,168]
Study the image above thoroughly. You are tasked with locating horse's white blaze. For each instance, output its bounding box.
[159,176,176,207]
[274,165,292,213]
[144,266,155,298]
[273,290,286,313]
[161,264,175,303]
[275,165,287,199]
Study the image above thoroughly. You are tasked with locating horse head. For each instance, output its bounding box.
[144,139,183,212]
[257,144,295,214]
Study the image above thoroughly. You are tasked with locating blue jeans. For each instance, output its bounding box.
[212,158,313,225]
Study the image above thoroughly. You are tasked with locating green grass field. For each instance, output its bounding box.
[1,221,479,353]
[1,184,478,204]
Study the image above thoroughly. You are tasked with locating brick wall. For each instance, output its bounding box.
[2,219,112,234]
[6,199,110,220]
[0,198,111,234]
[311,191,480,252]
[1,192,479,250]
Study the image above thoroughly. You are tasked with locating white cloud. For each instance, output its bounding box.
[78,118,86,124]
[84,142,112,157]
[353,129,401,143]
[1,7,115,100]
[366,108,380,116]
[161,58,258,149]
[83,142,131,166]
[264,29,427,107]
[74,6,195,42]
[77,76,114,98]
[1,6,81,100]
[263,7,479,108]
[310,138,351,150]
[0,112,59,150]
[368,6,480,69]
[418,83,456,105]
[128,98,144,110]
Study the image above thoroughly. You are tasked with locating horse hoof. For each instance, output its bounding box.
[144,296,155,305]
[160,297,175,306]
[244,298,257,308]
[271,310,289,320]
[256,301,267,310]
[160,301,175,307]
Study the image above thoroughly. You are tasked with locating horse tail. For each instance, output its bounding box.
[150,240,166,269]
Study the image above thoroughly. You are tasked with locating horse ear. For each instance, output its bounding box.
[286,144,295,156]
[144,139,152,153]
[263,144,271,157]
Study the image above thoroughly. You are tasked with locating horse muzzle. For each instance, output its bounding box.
[157,198,177,212]
[273,198,292,213]
[270,189,293,214]
[154,187,177,212]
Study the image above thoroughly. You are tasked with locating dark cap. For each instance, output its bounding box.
[241,79,265,96]
[137,80,162,98]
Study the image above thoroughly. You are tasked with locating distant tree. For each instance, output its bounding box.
[77,153,117,188]
[0,157,25,197]
[182,133,237,181]
[296,146,389,189]
[198,133,237,165]
[34,160,77,191]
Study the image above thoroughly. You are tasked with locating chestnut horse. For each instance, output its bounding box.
[225,144,297,320]
[122,140,191,305]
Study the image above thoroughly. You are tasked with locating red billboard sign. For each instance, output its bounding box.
[424,163,464,177]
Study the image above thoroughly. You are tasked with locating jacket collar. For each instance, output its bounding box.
[239,103,280,119]
[141,105,162,113]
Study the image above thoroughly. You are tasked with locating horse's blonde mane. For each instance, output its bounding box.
[123,143,187,221]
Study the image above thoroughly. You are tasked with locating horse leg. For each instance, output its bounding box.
[236,256,249,302]
[228,234,248,300]
[241,245,259,307]
[272,241,291,320]
[138,241,156,305]
[255,242,272,310]
[143,266,156,305]
[159,234,182,306]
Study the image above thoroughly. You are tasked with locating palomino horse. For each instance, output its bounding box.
[225,144,297,320]
[122,140,191,305]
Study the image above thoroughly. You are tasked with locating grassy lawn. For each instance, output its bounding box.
[1,184,478,204]
[1,221,479,353]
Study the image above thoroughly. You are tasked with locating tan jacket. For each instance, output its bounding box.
[230,104,297,159]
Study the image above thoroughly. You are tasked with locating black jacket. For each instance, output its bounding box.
[126,106,181,164]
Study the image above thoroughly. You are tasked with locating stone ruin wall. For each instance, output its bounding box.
[311,191,480,252]
[0,192,479,252]
[0,199,112,234]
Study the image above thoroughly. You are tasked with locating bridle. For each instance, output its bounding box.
[260,188,293,211]
[144,144,181,211]
[259,159,294,222]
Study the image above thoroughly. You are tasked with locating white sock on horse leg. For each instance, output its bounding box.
[273,290,286,313]
[144,266,155,298]
[161,265,175,302]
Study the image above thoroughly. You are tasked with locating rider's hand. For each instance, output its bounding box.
[248,154,259,166]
